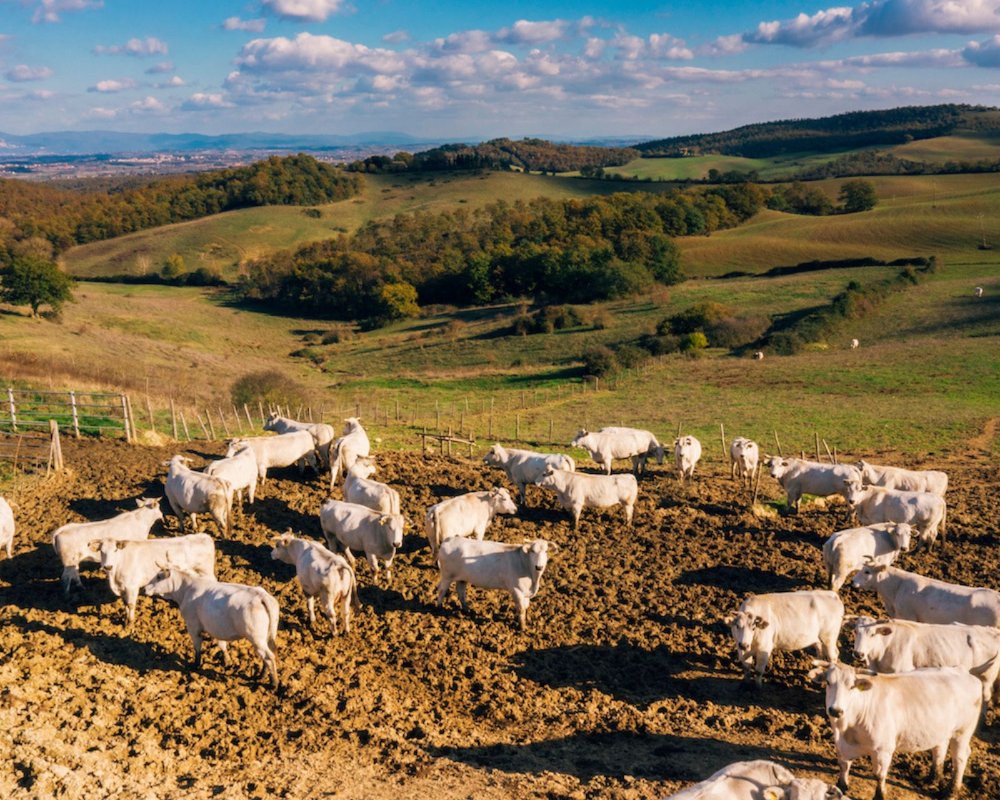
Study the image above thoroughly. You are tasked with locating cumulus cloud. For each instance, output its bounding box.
[261,0,345,23]
[158,75,186,88]
[31,0,102,24]
[698,34,748,57]
[94,36,168,57]
[88,78,137,93]
[964,34,1000,66]
[181,92,233,110]
[222,16,266,33]
[496,19,569,45]
[5,64,53,82]
[145,61,174,74]
[130,95,166,112]
[383,30,409,44]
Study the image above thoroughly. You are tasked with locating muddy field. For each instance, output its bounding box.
[0,438,997,800]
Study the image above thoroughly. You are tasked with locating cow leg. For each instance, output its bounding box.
[61,566,80,597]
[872,749,893,800]
[216,641,231,667]
[456,581,469,612]
[384,555,395,585]
[339,590,351,635]
[122,589,139,632]
[518,481,527,505]
[571,506,582,530]
[949,735,972,797]
[836,757,852,794]
[306,595,317,627]
[624,502,634,526]
[167,497,186,532]
[930,742,947,784]
[821,632,840,663]
[512,590,529,630]
[319,590,337,636]
[436,575,452,607]
[753,650,770,688]
[189,627,204,671]
[364,552,380,582]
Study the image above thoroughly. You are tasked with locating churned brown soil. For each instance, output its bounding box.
[0,439,997,800]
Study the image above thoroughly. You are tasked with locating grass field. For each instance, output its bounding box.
[603,150,859,182]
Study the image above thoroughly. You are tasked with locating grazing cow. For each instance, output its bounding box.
[674,435,702,481]
[225,431,318,485]
[319,499,404,583]
[842,478,947,548]
[851,616,1000,705]
[664,760,844,800]
[205,444,258,507]
[752,351,765,360]
[536,465,637,529]
[822,522,912,592]
[343,456,401,516]
[729,437,759,487]
[0,495,14,559]
[329,418,371,488]
[766,457,859,513]
[98,533,216,630]
[270,532,359,635]
[264,413,336,467]
[850,338,859,350]
[436,537,553,630]
[482,443,575,504]
[807,660,989,800]
[854,459,947,497]
[570,427,663,475]
[144,568,279,689]
[51,498,163,595]
[975,286,984,298]
[424,487,518,557]
[163,455,233,535]
[852,563,1000,628]
[727,590,844,687]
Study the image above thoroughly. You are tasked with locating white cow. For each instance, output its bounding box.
[0,495,14,559]
[850,338,859,349]
[264,413,336,467]
[98,533,216,629]
[727,590,844,687]
[163,455,233,535]
[143,568,279,689]
[225,431,318,485]
[854,459,947,497]
[674,435,702,482]
[51,498,163,595]
[319,499,404,583]
[729,437,759,486]
[482,443,575,504]
[205,444,259,507]
[807,660,989,800]
[852,563,1000,628]
[537,465,637,529]
[851,616,1000,705]
[664,760,844,800]
[329,418,371,488]
[822,522,912,592]
[424,487,518,557]
[436,537,553,630]
[766,457,859,513]
[842,478,947,548]
[270,532,359,635]
[752,351,765,361]
[974,286,984,298]
[343,457,401,516]
[570,427,663,475]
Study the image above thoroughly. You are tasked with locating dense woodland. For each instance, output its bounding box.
[236,184,767,321]
[635,104,999,158]
[348,138,639,174]
[0,155,361,262]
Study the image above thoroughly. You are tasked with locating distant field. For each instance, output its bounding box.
[888,132,1000,163]
[606,150,870,181]
[60,171,647,280]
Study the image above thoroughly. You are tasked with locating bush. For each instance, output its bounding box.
[614,343,647,369]
[703,314,769,348]
[657,302,734,336]
[321,325,354,344]
[581,346,618,377]
[638,332,680,355]
[231,370,307,408]
[588,308,612,330]
[291,347,324,365]
[681,331,709,351]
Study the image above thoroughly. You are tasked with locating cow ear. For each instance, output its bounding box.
[521,543,532,553]
[723,614,735,626]
[806,665,828,685]
[754,616,769,629]
[855,677,874,691]
[116,541,128,550]
[762,788,786,800]
[876,627,892,636]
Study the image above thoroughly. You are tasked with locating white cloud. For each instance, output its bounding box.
[31,0,102,24]
[433,30,494,54]
[222,16,266,33]
[5,64,53,82]
[260,0,345,23]
[86,106,118,119]
[236,33,406,76]
[698,34,748,57]
[496,19,569,45]
[130,95,166,113]
[181,92,233,110]
[94,36,168,57]
[383,30,409,44]
[648,33,693,60]
[964,34,1000,66]
[88,78,137,93]
[158,75,186,88]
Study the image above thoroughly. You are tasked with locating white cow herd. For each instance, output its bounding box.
[1,414,993,800]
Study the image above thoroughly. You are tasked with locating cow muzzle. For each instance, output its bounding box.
[853,651,869,667]
[827,706,843,719]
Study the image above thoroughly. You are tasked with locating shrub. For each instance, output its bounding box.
[614,343,647,369]
[638,332,680,355]
[703,315,769,348]
[588,308,612,330]
[290,347,324,365]
[231,370,307,408]
[581,346,618,377]
[321,325,354,344]
[681,331,709,351]
[657,302,734,336]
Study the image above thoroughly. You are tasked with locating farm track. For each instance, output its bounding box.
[0,438,997,799]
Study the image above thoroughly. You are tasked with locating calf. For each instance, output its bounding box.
[98,533,216,629]
[424,487,518,557]
[852,616,1000,705]
[674,435,702,481]
[727,590,844,687]
[664,760,843,800]
[483,443,575,504]
[808,660,989,800]
[163,455,233,535]
[205,444,258,507]
[822,522,912,592]
[319,499,405,583]
[854,459,947,497]
[842,478,947,548]
[536,465,637,529]
[329,417,371,487]
[343,457,401,516]
[767,457,858,513]
[436,538,553,630]
[0,496,12,558]
[144,568,279,689]
[852,563,1000,628]
[729,437,759,487]
[51,498,163,595]
[271,532,359,635]
[570,427,663,475]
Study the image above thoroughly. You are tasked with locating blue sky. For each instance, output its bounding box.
[2,0,1000,139]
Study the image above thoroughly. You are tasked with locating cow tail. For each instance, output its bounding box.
[940,503,947,543]
[425,506,440,556]
[346,562,361,610]
[210,478,234,535]
[260,590,279,654]
[329,440,343,488]
[562,455,576,472]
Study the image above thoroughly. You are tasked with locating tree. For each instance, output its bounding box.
[161,253,185,279]
[839,179,878,213]
[376,281,420,322]
[0,255,73,317]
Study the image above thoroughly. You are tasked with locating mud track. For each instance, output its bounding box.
[0,439,997,799]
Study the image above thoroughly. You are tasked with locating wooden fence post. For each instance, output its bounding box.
[489,397,494,439]
[244,404,254,429]
[549,418,553,442]
[515,414,520,441]
[180,410,191,441]
[217,408,231,437]
[815,431,821,462]
[196,411,210,440]
[233,404,244,434]
[206,411,217,440]
[773,430,783,457]
[170,398,179,440]
[720,423,727,463]
[69,390,80,439]
[120,394,131,442]
[49,419,64,472]
[146,396,156,432]
[7,388,17,433]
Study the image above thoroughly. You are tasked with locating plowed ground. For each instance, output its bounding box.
[0,439,997,800]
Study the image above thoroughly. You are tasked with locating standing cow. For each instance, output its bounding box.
[319,499,405,583]
[537,465,637,529]
[264,413,336,467]
[424,487,518,557]
[841,478,947,548]
[271,532,359,635]
[766,457,858,514]
[729,437,759,487]
[343,457,401,516]
[329,418,371,488]
[570,427,663,475]
[674,435,702,482]
[483,444,575,504]
[163,455,233,535]
[854,459,947,497]
[0,495,13,559]
[822,522,912,592]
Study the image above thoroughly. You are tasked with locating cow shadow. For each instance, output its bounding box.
[246,497,320,539]
[427,730,830,784]
[675,565,804,594]
[66,491,167,521]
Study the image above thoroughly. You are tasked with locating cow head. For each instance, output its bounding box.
[841,476,866,505]
[806,660,875,724]
[851,560,889,591]
[570,430,588,447]
[483,444,506,468]
[488,486,518,516]
[890,522,913,552]
[143,567,184,598]
[97,539,130,571]
[270,530,296,564]
[342,417,363,434]
[348,456,376,479]
[379,514,404,549]
[263,413,281,432]
[767,456,789,479]
[728,608,770,661]
[522,540,550,597]
[135,497,159,509]
[653,443,665,465]
[852,617,893,667]
[163,454,192,472]
[224,439,249,458]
